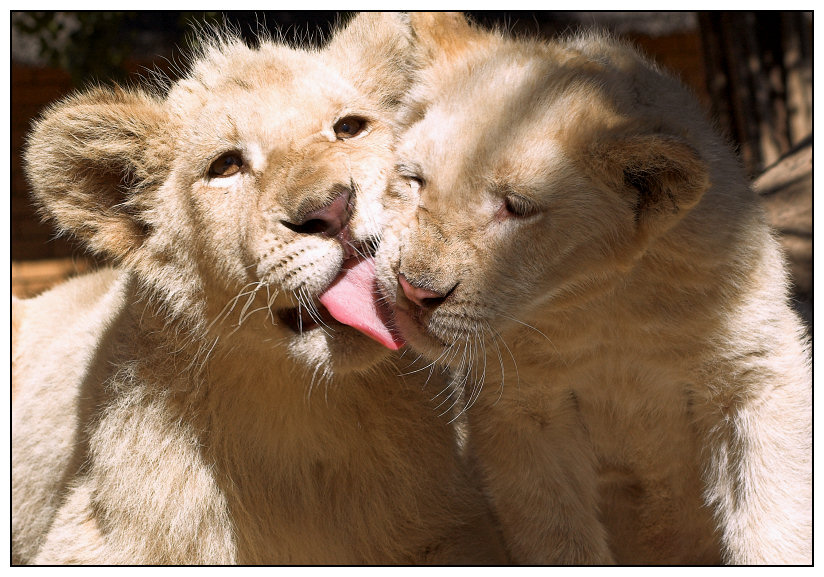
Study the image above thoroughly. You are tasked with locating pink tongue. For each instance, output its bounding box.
[319,258,405,350]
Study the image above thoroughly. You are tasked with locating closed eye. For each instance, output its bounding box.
[396,163,425,189]
[407,176,423,195]
[501,194,540,219]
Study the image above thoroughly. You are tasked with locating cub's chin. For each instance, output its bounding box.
[391,306,452,362]
[285,319,393,375]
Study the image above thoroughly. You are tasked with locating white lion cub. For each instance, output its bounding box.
[370,15,812,564]
[12,13,507,564]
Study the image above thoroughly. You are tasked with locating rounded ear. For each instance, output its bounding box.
[323,12,415,107]
[323,12,482,108]
[24,86,169,261]
[588,133,710,239]
[407,12,483,63]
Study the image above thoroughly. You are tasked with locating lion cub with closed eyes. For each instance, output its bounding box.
[372,14,811,565]
[12,13,507,565]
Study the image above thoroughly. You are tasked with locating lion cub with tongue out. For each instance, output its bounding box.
[12,13,506,565]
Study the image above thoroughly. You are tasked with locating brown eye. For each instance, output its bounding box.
[333,116,366,139]
[209,152,243,177]
[503,194,539,219]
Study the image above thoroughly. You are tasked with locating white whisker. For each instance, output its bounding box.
[207,281,259,332]
[463,329,487,413]
[497,311,558,354]
[489,324,518,402]
[238,281,265,324]
[486,323,507,405]
[265,284,278,324]
[298,286,335,336]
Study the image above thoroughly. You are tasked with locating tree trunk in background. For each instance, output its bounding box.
[698,12,812,178]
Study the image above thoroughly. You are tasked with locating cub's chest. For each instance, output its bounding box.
[515,372,717,563]
[494,361,704,493]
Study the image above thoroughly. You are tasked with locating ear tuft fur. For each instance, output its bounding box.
[408,12,482,62]
[24,86,169,261]
[324,12,415,109]
[589,133,709,238]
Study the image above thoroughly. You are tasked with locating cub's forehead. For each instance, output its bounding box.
[167,40,358,122]
[182,40,314,85]
[402,83,572,182]
[401,45,623,182]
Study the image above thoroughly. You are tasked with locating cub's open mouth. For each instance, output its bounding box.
[278,257,406,351]
[276,304,333,334]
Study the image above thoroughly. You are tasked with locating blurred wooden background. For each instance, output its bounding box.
[10,11,812,327]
